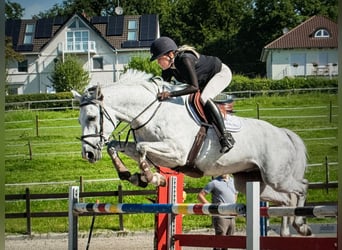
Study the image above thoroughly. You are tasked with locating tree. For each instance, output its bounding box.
[28,0,339,76]
[50,55,89,92]
[5,0,24,19]
[124,56,161,76]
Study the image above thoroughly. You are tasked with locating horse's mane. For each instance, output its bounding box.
[85,69,185,98]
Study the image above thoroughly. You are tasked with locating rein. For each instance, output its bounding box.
[113,98,161,148]
[113,77,163,146]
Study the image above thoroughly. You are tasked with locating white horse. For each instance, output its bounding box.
[72,70,311,236]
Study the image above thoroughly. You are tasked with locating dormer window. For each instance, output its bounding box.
[23,24,35,44]
[314,29,330,38]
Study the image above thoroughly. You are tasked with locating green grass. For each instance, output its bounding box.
[5,93,338,234]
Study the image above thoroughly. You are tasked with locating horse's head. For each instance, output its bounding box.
[72,86,117,163]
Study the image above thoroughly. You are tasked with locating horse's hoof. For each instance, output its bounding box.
[118,171,131,180]
[299,225,312,236]
[159,179,167,187]
[129,173,148,188]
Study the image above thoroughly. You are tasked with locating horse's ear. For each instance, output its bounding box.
[71,90,82,101]
[96,85,104,101]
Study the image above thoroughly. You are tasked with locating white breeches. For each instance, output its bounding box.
[200,64,232,104]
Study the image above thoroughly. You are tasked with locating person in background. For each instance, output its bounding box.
[197,174,238,250]
[212,93,235,118]
[150,36,234,153]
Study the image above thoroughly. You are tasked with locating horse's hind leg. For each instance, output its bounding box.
[292,191,312,236]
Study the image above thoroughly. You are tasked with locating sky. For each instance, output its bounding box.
[14,0,64,19]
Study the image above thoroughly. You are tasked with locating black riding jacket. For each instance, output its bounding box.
[161,51,222,97]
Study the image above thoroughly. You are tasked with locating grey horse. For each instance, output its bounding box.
[72,70,311,236]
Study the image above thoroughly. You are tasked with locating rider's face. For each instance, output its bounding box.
[157,53,173,70]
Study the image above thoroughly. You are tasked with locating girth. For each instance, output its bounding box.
[174,92,209,177]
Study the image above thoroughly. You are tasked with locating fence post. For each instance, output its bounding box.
[79,176,84,203]
[118,185,124,231]
[35,115,39,137]
[28,140,33,160]
[256,103,260,119]
[325,156,329,193]
[329,101,332,123]
[25,188,31,236]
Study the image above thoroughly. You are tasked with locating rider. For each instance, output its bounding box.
[150,36,234,153]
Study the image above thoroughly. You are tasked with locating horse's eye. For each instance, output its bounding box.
[88,116,96,122]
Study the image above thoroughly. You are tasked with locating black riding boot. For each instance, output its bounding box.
[204,99,235,153]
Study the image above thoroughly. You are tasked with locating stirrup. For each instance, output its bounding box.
[220,133,235,153]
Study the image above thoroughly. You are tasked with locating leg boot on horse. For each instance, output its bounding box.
[107,143,131,180]
[204,99,235,153]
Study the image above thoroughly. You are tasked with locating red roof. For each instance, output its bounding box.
[264,15,338,49]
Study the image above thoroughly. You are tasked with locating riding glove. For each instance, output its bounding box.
[157,91,171,101]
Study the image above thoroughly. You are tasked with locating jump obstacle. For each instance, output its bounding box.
[68,170,338,250]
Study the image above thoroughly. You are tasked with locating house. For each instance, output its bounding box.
[260,15,338,80]
[5,13,159,94]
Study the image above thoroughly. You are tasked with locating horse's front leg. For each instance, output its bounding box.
[139,153,166,187]
[107,143,132,180]
[107,141,149,188]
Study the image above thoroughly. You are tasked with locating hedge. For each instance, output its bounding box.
[5,76,338,110]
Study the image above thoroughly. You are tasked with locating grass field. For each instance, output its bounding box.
[4,92,338,234]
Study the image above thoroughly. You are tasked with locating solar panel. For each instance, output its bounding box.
[139,40,153,47]
[106,16,124,36]
[121,40,139,48]
[5,19,21,46]
[54,16,67,25]
[16,44,34,51]
[91,16,108,24]
[35,18,54,38]
[139,14,157,41]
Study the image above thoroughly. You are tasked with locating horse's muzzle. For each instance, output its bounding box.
[82,148,102,163]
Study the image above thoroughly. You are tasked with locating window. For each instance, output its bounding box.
[93,57,103,70]
[66,17,90,52]
[66,31,89,51]
[127,20,138,40]
[314,29,330,38]
[24,24,35,44]
[18,60,28,72]
[7,87,18,95]
[69,17,87,29]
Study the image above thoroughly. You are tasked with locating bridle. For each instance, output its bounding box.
[77,99,116,150]
[78,87,162,151]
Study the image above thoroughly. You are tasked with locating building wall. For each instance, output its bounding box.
[267,49,338,80]
[6,16,151,94]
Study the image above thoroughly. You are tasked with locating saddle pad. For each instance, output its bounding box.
[224,115,242,132]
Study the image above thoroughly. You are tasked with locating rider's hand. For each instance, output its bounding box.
[157,91,171,101]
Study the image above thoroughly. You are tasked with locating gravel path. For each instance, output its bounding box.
[5,230,233,250]
[6,231,156,250]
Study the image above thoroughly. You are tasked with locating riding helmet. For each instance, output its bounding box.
[150,37,178,61]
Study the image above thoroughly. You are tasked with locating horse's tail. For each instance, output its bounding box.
[283,128,308,175]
